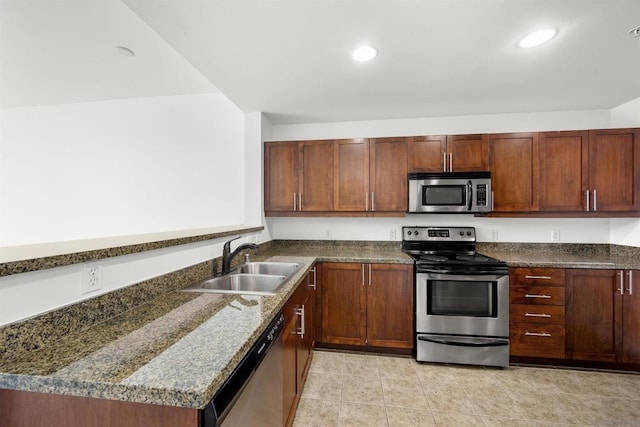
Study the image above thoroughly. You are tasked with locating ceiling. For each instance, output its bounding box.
[2,1,639,125]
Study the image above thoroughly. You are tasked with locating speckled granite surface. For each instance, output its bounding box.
[1,239,638,411]
[477,243,640,269]
[0,256,316,409]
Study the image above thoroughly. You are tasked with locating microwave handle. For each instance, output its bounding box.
[467,181,473,211]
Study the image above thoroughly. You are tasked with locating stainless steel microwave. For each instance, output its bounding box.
[408,172,492,213]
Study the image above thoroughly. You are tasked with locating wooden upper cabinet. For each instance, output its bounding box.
[264,141,299,211]
[588,129,640,212]
[538,131,589,212]
[408,135,446,172]
[489,132,540,212]
[299,140,334,211]
[408,134,487,172]
[334,139,369,211]
[447,134,488,172]
[370,137,408,212]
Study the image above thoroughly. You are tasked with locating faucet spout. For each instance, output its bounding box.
[220,237,258,275]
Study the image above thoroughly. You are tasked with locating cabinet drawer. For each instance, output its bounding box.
[510,323,565,359]
[510,304,565,325]
[510,268,565,286]
[510,286,565,305]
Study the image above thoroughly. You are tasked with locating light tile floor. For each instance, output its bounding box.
[293,350,640,427]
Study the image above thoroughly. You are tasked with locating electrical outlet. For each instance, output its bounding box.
[490,229,499,241]
[551,230,561,242]
[325,228,333,239]
[81,262,103,295]
[389,228,397,240]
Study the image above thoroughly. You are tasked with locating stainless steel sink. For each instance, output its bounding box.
[235,262,301,276]
[181,273,288,296]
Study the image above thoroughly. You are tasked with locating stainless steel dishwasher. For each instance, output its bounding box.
[202,312,284,427]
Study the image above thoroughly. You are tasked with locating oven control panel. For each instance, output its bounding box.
[403,226,475,242]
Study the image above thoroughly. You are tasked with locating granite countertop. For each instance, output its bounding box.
[1,240,637,411]
[0,256,315,409]
[477,244,640,270]
[0,244,412,410]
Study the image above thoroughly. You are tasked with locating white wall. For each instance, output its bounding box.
[610,97,640,128]
[0,93,244,246]
[0,93,259,326]
[267,216,611,244]
[268,109,611,142]
[610,219,640,247]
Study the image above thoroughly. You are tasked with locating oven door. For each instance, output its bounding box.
[416,272,509,337]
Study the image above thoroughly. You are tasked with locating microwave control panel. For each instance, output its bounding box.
[476,184,488,207]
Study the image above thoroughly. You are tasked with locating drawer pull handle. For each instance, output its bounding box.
[525,313,551,318]
[524,275,552,280]
[525,332,551,337]
[524,294,552,299]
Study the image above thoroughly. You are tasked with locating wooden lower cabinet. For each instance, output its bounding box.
[509,267,566,359]
[0,389,199,427]
[282,268,315,426]
[566,269,639,364]
[320,262,413,350]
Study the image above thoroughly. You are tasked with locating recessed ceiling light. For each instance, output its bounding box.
[352,45,377,62]
[629,26,640,37]
[115,46,135,57]
[518,28,557,48]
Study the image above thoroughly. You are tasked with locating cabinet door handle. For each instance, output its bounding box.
[525,313,552,318]
[362,264,365,286]
[293,193,297,211]
[443,152,447,172]
[365,192,368,211]
[627,271,633,295]
[525,275,552,280]
[585,190,590,211]
[371,192,375,211]
[618,271,624,295]
[525,332,551,337]
[491,191,494,211]
[309,267,317,290]
[299,193,302,211]
[368,264,372,286]
[593,189,597,211]
[449,152,453,172]
[524,294,551,299]
[296,305,305,339]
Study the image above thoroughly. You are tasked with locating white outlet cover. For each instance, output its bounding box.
[81,262,103,295]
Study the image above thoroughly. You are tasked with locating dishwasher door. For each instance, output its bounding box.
[220,332,283,426]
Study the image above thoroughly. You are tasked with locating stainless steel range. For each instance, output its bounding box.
[403,226,510,367]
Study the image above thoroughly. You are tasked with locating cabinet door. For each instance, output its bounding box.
[588,129,640,211]
[489,132,539,212]
[369,138,408,212]
[623,270,640,364]
[321,263,366,345]
[566,269,622,362]
[265,141,298,212]
[299,140,334,211]
[447,134,488,172]
[538,131,588,211]
[366,264,414,348]
[408,135,446,172]
[334,139,369,211]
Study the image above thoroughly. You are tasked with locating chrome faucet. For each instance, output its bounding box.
[220,237,258,275]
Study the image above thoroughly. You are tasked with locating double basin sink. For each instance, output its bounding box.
[181,262,302,296]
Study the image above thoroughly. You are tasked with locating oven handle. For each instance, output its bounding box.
[418,336,509,347]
